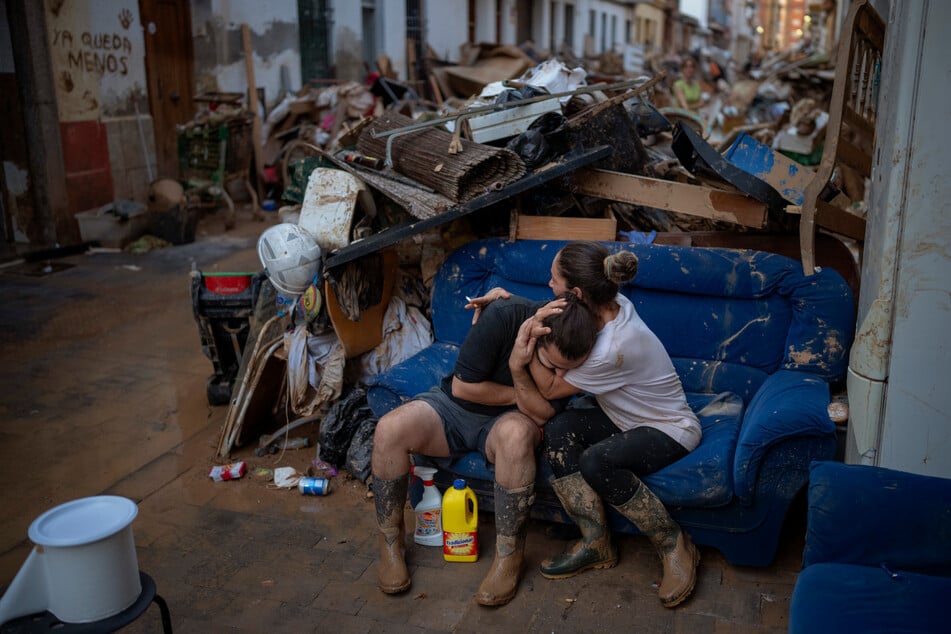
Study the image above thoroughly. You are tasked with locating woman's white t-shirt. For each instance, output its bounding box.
[564,294,701,451]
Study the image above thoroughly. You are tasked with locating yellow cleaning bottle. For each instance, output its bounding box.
[442,479,478,562]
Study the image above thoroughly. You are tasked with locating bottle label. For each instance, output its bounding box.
[443,531,478,557]
[416,509,441,537]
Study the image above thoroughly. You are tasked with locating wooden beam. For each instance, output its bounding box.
[242,24,265,201]
[815,199,867,239]
[571,169,768,229]
[787,199,866,240]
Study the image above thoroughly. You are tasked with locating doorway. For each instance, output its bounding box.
[299,0,333,81]
[516,0,533,44]
[405,0,424,80]
[362,0,378,73]
[140,0,195,180]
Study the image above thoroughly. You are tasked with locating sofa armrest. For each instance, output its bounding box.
[803,461,951,575]
[365,342,459,417]
[733,370,834,504]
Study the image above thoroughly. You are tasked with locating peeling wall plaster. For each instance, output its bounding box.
[191,0,301,106]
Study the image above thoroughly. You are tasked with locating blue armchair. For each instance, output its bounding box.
[789,461,951,633]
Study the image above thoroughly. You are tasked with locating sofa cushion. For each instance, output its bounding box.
[804,461,951,575]
[640,391,744,507]
[789,562,951,634]
[430,239,854,384]
[672,358,767,405]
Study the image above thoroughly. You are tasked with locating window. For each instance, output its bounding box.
[600,12,606,52]
[565,4,574,48]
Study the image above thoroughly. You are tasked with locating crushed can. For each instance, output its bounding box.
[298,476,330,496]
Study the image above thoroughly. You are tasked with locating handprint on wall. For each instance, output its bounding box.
[119,8,133,30]
[81,90,99,112]
[59,70,74,93]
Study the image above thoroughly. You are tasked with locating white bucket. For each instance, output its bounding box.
[0,496,141,624]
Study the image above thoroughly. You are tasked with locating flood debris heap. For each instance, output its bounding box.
[206,29,869,490]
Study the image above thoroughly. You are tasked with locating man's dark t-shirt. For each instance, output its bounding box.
[439,296,541,417]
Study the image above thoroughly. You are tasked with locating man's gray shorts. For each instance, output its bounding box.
[413,387,512,467]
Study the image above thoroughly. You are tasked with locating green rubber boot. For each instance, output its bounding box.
[540,472,618,579]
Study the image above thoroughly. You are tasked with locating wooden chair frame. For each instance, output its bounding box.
[796,0,885,275]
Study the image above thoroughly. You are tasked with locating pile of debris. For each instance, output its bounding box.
[212,25,873,482]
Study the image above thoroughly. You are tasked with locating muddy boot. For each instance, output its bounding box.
[475,483,535,606]
[540,473,618,579]
[613,482,699,608]
[373,475,411,594]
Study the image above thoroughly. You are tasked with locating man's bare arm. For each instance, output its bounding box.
[451,376,516,406]
[509,317,556,425]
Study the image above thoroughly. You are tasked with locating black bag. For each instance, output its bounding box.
[345,417,378,483]
[505,112,569,170]
[317,387,375,467]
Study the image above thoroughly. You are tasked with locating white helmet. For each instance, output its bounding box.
[257,223,322,295]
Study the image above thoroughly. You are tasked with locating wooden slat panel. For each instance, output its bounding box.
[572,169,768,229]
[513,214,617,241]
[842,107,875,138]
[835,136,873,175]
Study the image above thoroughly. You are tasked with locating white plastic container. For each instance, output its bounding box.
[0,496,141,624]
[411,466,443,546]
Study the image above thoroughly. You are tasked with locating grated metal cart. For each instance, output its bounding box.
[177,107,260,229]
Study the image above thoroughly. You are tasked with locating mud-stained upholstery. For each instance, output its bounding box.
[789,461,951,633]
[366,238,855,566]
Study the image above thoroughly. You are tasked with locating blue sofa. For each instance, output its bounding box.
[366,238,855,566]
[790,461,951,633]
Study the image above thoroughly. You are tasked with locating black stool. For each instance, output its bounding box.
[0,571,171,633]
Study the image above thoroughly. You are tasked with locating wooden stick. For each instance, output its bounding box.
[429,74,444,108]
[242,24,265,203]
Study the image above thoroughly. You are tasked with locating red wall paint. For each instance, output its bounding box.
[59,120,114,213]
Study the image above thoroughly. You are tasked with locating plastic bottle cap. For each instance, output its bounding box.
[453,479,466,489]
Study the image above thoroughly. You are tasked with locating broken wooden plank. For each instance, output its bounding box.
[786,200,866,240]
[571,168,768,229]
[324,145,612,270]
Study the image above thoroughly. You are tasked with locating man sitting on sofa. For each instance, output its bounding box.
[370,293,597,606]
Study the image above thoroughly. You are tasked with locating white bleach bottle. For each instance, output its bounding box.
[410,465,443,546]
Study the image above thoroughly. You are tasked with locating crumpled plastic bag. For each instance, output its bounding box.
[285,325,346,417]
[271,466,303,488]
[517,59,587,103]
[357,296,433,379]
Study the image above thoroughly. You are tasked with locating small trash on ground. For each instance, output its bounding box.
[298,476,331,496]
[310,459,338,477]
[251,467,274,481]
[271,466,302,488]
[209,461,247,481]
